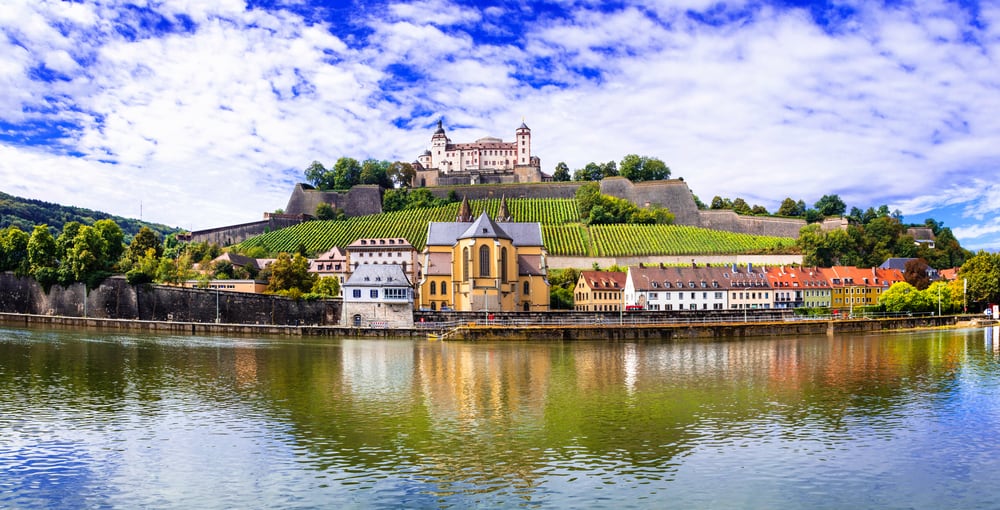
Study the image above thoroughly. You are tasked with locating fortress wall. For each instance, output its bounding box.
[600,177,701,226]
[697,210,806,238]
[189,215,306,246]
[283,184,383,218]
[426,182,582,201]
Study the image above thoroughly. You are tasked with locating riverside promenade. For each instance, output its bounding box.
[0,311,969,341]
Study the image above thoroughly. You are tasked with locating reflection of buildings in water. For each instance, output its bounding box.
[234,344,258,387]
[987,326,1000,353]
[340,339,415,398]
[415,343,551,425]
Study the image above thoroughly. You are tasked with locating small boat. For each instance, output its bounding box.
[427,333,440,341]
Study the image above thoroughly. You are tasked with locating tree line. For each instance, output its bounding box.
[304,158,416,191]
[551,154,671,183]
[1,190,178,239]
[0,221,338,299]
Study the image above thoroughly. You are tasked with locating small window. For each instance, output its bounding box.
[352,289,361,298]
[370,289,378,298]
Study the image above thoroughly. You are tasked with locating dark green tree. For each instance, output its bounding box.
[553,162,570,181]
[266,252,317,297]
[958,251,1000,307]
[333,157,361,189]
[0,226,30,274]
[127,226,163,263]
[814,194,846,216]
[731,198,752,215]
[304,161,334,190]
[315,202,337,220]
[619,154,670,182]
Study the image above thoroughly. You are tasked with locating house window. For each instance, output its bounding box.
[352,289,361,298]
[523,281,530,295]
[370,289,378,298]
[430,281,437,295]
[479,245,490,277]
[385,288,407,299]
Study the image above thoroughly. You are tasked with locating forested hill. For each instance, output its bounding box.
[0,191,179,239]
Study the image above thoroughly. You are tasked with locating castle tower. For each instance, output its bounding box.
[515,120,531,166]
[497,195,512,222]
[457,195,473,222]
[431,119,448,171]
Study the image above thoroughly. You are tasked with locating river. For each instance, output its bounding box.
[2,325,999,509]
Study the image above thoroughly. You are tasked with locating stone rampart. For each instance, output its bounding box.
[0,273,340,325]
[188,214,307,246]
[283,184,384,218]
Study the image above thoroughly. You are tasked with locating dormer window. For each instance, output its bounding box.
[652,282,659,288]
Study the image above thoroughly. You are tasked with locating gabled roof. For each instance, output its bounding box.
[458,212,512,241]
[578,271,626,290]
[627,265,732,292]
[343,264,411,288]
[313,246,346,261]
[213,252,259,270]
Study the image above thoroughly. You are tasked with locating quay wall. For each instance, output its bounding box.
[0,273,340,326]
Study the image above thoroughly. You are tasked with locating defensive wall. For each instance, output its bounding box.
[546,254,804,269]
[0,273,340,326]
[186,214,309,246]
[197,177,848,248]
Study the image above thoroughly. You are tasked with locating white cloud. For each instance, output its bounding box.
[1,0,999,251]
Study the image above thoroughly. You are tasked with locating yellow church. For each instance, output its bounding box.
[419,197,549,312]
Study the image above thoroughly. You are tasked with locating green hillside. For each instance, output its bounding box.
[237,198,797,257]
[0,191,179,239]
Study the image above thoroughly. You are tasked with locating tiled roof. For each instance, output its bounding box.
[426,218,543,247]
[628,266,731,292]
[517,255,545,276]
[579,271,626,290]
[425,252,452,276]
[458,212,512,241]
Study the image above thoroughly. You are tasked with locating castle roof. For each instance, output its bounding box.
[434,119,445,135]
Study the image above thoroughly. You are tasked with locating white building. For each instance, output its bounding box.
[341,264,414,328]
[624,265,730,311]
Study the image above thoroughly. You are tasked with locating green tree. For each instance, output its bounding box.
[751,205,769,215]
[879,282,922,312]
[923,280,957,314]
[315,202,337,220]
[619,154,670,182]
[333,157,362,189]
[360,159,391,187]
[958,251,1000,308]
[550,286,574,310]
[267,252,317,295]
[387,161,415,188]
[27,225,58,285]
[731,198,752,215]
[777,198,803,216]
[304,160,334,190]
[0,226,30,274]
[814,194,846,216]
[553,162,570,181]
[64,225,108,286]
[311,276,340,297]
[93,219,125,269]
[710,196,732,209]
[127,226,163,263]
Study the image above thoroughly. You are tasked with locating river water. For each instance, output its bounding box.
[2,325,1000,509]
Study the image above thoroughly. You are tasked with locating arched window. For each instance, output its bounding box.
[479,245,490,277]
[500,247,508,282]
[430,281,437,295]
[462,247,469,280]
[523,280,530,295]
[441,283,447,296]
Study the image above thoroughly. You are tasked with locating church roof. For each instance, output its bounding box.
[458,212,512,241]
[426,218,543,247]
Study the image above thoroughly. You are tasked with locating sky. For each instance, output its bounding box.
[1,0,998,251]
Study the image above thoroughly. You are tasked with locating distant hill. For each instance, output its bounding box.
[0,191,180,239]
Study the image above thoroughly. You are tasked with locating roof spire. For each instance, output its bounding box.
[457,195,473,222]
[497,194,512,222]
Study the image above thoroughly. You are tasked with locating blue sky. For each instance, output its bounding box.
[1,0,998,251]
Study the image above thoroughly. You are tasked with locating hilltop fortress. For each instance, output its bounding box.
[412,120,547,186]
[187,121,845,246]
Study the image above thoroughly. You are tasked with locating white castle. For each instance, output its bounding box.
[413,120,546,187]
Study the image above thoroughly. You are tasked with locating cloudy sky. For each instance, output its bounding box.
[2,0,998,250]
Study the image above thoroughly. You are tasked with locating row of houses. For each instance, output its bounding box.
[576,264,911,313]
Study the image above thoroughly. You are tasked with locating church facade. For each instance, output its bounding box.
[413,120,546,187]
[419,197,550,312]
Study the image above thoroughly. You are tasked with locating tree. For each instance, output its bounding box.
[64,225,108,286]
[266,252,316,296]
[777,198,803,216]
[387,161,415,188]
[619,154,670,182]
[600,160,618,179]
[127,226,163,263]
[332,157,362,189]
[311,276,340,297]
[0,227,30,274]
[731,198,752,215]
[751,205,769,215]
[304,160,334,190]
[958,251,1000,307]
[574,162,603,182]
[924,280,957,314]
[814,194,846,217]
[903,258,931,290]
[710,196,732,209]
[550,286,574,309]
[27,225,58,286]
[880,282,922,312]
[553,162,570,182]
[315,202,337,220]
[93,219,124,270]
[360,159,391,187]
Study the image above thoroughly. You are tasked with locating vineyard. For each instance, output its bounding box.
[235,198,797,257]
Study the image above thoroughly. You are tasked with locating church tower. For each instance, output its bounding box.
[456,195,473,222]
[497,195,512,222]
[431,119,448,170]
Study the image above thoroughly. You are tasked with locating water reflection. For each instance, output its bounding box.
[1,326,999,508]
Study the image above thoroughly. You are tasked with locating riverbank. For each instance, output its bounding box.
[0,311,974,341]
